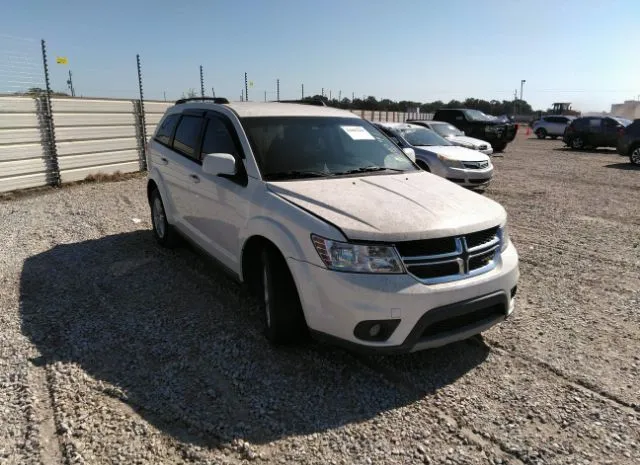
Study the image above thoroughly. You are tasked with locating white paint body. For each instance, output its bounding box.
[147,102,519,352]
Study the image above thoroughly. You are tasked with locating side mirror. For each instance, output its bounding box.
[202,153,237,176]
[402,147,416,162]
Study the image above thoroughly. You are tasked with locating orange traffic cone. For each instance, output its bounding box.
[526,126,531,136]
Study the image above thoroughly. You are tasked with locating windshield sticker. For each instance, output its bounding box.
[341,125,375,140]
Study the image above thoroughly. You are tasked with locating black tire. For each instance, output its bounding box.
[260,247,307,345]
[416,160,430,172]
[150,188,179,248]
[492,142,507,153]
[536,128,547,139]
[630,144,640,166]
[570,137,584,150]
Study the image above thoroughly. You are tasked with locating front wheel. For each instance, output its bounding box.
[492,142,507,153]
[416,160,431,172]
[536,128,547,139]
[630,145,640,165]
[260,247,307,345]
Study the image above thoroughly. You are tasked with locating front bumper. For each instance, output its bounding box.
[289,241,519,354]
[441,165,494,188]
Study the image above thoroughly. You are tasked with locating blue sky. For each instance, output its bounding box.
[1,0,638,112]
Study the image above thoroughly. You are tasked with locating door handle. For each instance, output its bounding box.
[189,174,200,183]
[159,157,168,165]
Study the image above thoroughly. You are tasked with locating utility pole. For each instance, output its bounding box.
[66,69,75,97]
[244,72,249,102]
[276,79,280,101]
[301,83,304,99]
[513,89,518,116]
[199,65,204,98]
[520,79,526,102]
[241,89,244,102]
[163,91,166,101]
[338,90,341,101]
[352,92,355,101]
[264,90,267,102]
[212,87,215,97]
[329,90,332,100]
[321,87,324,98]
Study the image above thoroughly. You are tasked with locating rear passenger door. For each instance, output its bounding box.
[163,111,206,237]
[585,118,603,146]
[601,117,622,147]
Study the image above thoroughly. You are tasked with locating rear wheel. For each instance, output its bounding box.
[536,128,547,139]
[260,247,307,345]
[150,189,179,248]
[570,137,584,150]
[630,145,640,165]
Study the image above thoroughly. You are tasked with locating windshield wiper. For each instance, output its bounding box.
[264,170,333,181]
[335,166,406,175]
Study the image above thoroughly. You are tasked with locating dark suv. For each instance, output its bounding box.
[616,119,640,165]
[432,108,518,152]
[563,116,631,150]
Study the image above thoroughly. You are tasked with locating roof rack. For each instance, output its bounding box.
[274,99,327,107]
[174,97,230,105]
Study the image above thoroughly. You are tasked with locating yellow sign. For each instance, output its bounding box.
[249,81,254,87]
[56,57,68,65]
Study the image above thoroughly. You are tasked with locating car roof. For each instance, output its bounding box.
[168,101,359,118]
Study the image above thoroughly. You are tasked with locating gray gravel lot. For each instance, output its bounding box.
[1,135,639,464]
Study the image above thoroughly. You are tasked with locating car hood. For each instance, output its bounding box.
[447,135,491,148]
[412,145,490,162]
[267,172,505,242]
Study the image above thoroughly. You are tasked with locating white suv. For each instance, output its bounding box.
[532,115,574,139]
[146,98,519,353]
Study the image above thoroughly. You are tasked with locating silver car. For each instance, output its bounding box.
[408,120,493,155]
[375,122,493,189]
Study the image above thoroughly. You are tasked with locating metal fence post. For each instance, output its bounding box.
[200,65,205,98]
[136,54,147,170]
[40,39,60,186]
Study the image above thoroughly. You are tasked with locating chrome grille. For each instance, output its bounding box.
[462,161,489,169]
[396,227,501,284]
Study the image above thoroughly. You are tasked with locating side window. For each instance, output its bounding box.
[603,118,619,128]
[589,118,602,129]
[173,115,204,160]
[202,117,239,156]
[155,114,179,145]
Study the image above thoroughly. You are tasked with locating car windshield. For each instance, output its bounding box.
[430,123,464,137]
[241,117,417,180]
[612,117,632,126]
[398,126,452,146]
[463,109,494,122]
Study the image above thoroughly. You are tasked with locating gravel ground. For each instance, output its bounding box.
[0,134,638,465]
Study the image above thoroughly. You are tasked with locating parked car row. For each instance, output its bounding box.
[146,98,519,354]
[531,113,639,166]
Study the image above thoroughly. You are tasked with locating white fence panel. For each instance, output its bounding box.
[0,96,49,192]
[51,98,143,183]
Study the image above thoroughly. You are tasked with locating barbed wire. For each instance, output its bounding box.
[0,35,45,94]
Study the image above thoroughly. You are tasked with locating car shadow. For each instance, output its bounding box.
[552,147,619,154]
[604,162,640,171]
[20,230,489,447]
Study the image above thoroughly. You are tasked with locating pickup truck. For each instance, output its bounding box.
[433,109,518,152]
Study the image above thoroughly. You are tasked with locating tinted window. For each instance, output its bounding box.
[572,118,588,129]
[589,118,602,128]
[202,117,238,156]
[173,115,203,159]
[155,114,179,145]
[398,127,452,146]
[626,120,640,134]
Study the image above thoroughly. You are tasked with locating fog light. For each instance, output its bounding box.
[369,324,381,338]
[354,319,401,342]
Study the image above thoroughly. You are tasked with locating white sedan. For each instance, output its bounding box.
[408,120,493,155]
[375,122,493,189]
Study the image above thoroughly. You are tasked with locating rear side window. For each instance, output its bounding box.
[202,117,238,156]
[589,118,602,128]
[173,115,204,160]
[155,114,179,145]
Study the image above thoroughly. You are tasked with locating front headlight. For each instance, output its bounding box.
[497,225,510,251]
[311,235,405,273]
[436,153,464,169]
